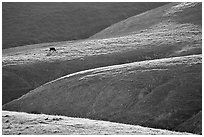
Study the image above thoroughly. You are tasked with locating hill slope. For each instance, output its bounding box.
[3,55,202,134]
[175,111,202,134]
[3,111,191,135]
[2,2,202,105]
[2,2,168,49]
[91,2,202,39]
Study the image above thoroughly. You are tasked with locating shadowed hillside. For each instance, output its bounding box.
[175,111,202,134]
[3,55,202,134]
[2,2,202,104]
[3,111,191,135]
[2,2,168,49]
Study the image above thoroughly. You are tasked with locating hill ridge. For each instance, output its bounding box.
[41,54,201,87]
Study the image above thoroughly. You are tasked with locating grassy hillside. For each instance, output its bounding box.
[3,55,202,134]
[3,111,191,135]
[175,111,202,134]
[2,2,168,49]
[91,2,202,39]
[2,2,202,104]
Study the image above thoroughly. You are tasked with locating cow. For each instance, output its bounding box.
[49,47,56,52]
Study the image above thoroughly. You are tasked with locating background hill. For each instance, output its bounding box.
[3,55,202,134]
[91,2,202,39]
[2,2,202,105]
[2,2,168,49]
[3,111,191,135]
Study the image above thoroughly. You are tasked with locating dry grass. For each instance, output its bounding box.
[2,21,201,66]
[92,2,201,39]
[2,111,192,135]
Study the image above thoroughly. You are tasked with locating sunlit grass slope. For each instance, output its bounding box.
[3,111,192,135]
[91,2,201,39]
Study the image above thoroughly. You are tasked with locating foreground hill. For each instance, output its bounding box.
[3,111,191,135]
[3,55,202,134]
[2,2,202,104]
[2,111,190,135]
[2,2,167,49]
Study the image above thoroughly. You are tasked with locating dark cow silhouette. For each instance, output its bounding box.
[49,47,56,52]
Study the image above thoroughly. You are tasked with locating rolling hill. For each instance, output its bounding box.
[2,2,168,49]
[2,2,202,134]
[3,54,202,134]
[2,2,202,105]
[3,111,191,135]
[91,2,202,39]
